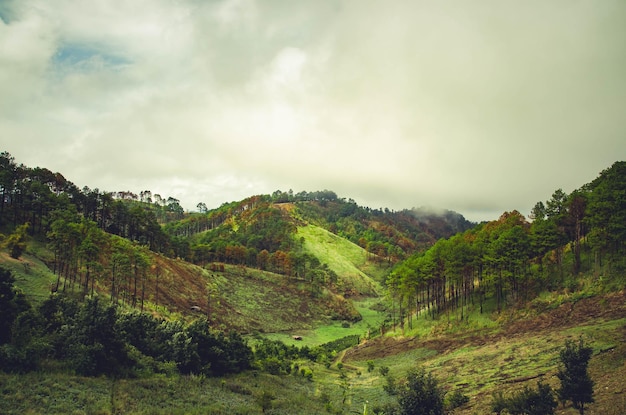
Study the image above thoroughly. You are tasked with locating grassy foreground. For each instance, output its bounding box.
[3,292,624,414]
[0,370,329,415]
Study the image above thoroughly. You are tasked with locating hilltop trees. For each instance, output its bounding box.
[585,162,626,271]
[0,152,172,254]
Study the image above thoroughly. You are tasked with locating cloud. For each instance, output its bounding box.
[1,0,625,222]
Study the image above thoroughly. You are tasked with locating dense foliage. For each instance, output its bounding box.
[1,265,365,380]
[395,367,445,415]
[253,335,360,374]
[0,152,174,255]
[0,274,253,377]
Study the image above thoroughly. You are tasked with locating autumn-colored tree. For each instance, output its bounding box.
[3,222,30,259]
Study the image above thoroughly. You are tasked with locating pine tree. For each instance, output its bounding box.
[397,367,445,415]
[557,338,594,415]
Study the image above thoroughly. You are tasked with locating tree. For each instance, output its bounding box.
[396,367,445,415]
[585,161,626,271]
[66,296,134,377]
[0,152,18,225]
[196,202,208,213]
[0,267,28,344]
[557,338,594,414]
[2,222,30,259]
[567,191,587,274]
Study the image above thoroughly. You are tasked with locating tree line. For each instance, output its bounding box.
[0,151,179,255]
[386,162,626,327]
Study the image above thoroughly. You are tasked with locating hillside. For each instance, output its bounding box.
[1,153,626,414]
[340,290,626,415]
[3,242,362,335]
[297,223,384,296]
[1,280,624,414]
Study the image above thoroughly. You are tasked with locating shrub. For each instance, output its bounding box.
[300,367,313,381]
[396,367,445,415]
[491,381,557,415]
[445,390,470,410]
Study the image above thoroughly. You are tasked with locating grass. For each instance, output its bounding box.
[3,287,625,414]
[261,298,385,347]
[0,371,330,415]
[297,224,384,295]
[339,315,626,415]
[1,244,58,305]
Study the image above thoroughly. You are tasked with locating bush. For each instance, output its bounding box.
[396,367,445,415]
[66,297,136,377]
[445,390,470,410]
[300,367,313,381]
[491,391,508,415]
[491,381,557,415]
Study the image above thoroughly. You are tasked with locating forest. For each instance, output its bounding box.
[386,161,626,330]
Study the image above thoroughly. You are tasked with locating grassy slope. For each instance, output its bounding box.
[2,296,623,414]
[297,224,387,295]
[0,371,330,415]
[339,290,626,414]
[4,240,370,337]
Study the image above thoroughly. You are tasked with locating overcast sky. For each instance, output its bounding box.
[1,0,625,222]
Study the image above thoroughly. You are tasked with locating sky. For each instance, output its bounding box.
[1,0,625,222]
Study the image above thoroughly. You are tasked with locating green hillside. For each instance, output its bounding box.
[297,223,386,296]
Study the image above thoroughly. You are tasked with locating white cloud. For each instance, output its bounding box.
[1,0,625,222]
